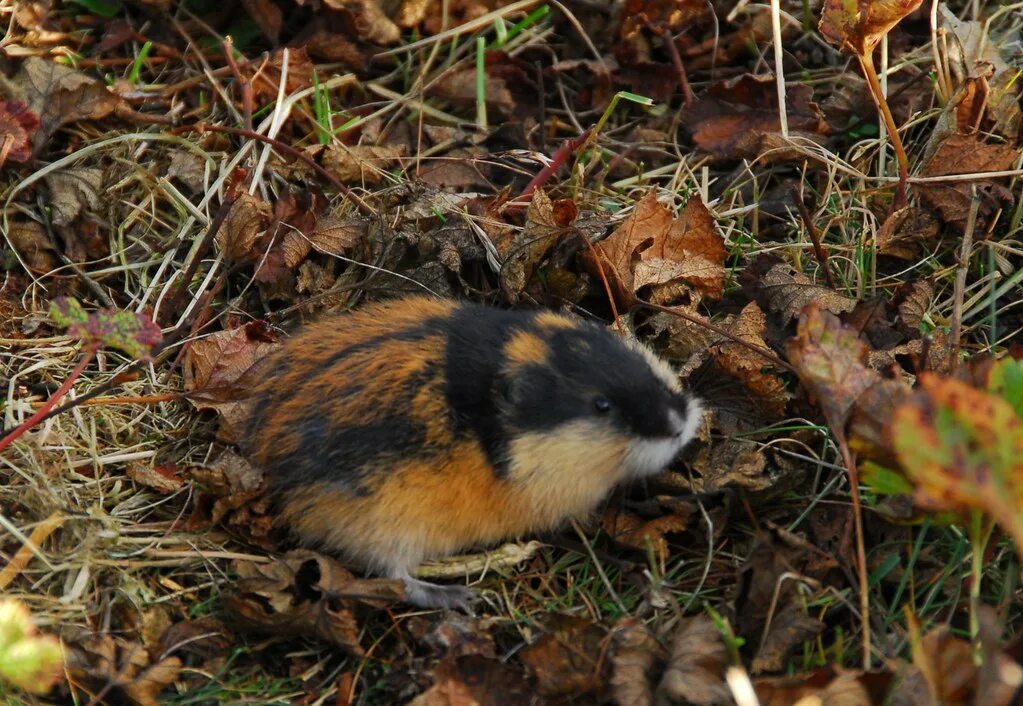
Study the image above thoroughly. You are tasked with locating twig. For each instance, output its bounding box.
[222,38,253,132]
[509,127,593,205]
[0,348,97,453]
[661,28,695,105]
[790,187,835,289]
[857,53,909,210]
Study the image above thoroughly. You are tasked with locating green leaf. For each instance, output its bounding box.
[988,357,1023,418]
[50,297,163,361]
[862,462,914,496]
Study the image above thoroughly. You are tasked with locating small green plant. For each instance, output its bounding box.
[0,600,63,695]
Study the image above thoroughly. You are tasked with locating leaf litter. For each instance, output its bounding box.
[1,0,1022,704]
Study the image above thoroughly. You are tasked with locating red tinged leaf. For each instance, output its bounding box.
[0,101,40,164]
[786,305,878,434]
[893,373,1023,558]
[49,297,163,361]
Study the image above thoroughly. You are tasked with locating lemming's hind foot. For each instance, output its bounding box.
[402,576,477,611]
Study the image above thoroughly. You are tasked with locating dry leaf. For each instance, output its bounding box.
[918,133,1017,232]
[323,144,404,185]
[655,614,731,705]
[819,0,924,55]
[6,220,57,272]
[9,56,128,149]
[411,655,534,706]
[0,100,40,163]
[742,254,857,321]
[683,75,829,160]
[611,618,664,706]
[45,167,103,226]
[216,194,273,262]
[223,550,403,654]
[589,190,724,307]
[519,614,608,697]
[499,189,567,299]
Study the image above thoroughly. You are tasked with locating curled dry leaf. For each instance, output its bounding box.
[223,549,404,654]
[519,614,608,697]
[126,462,184,495]
[182,320,280,441]
[893,371,1023,558]
[876,207,941,260]
[655,614,731,706]
[6,220,57,272]
[601,505,691,562]
[682,75,829,160]
[819,0,924,55]
[45,167,103,226]
[742,254,857,321]
[0,100,40,163]
[686,437,770,492]
[588,190,724,308]
[751,602,825,674]
[63,629,181,706]
[499,189,570,299]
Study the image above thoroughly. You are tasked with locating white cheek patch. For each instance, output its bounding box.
[623,395,704,478]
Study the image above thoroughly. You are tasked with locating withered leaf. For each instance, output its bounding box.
[182,320,280,440]
[683,75,829,160]
[10,56,128,149]
[655,614,731,706]
[918,133,1017,232]
[787,305,879,435]
[876,207,940,260]
[519,615,608,697]
[500,189,567,299]
[610,619,664,706]
[6,220,57,272]
[323,144,404,186]
[819,0,924,55]
[45,167,103,226]
[602,506,690,562]
[411,655,534,706]
[589,190,724,307]
[752,602,825,673]
[308,215,369,257]
[742,254,857,321]
[216,193,272,262]
[0,100,40,163]
[322,0,401,45]
[686,437,770,491]
[223,550,403,654]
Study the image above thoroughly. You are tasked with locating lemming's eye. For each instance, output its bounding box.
[594,396,612,414]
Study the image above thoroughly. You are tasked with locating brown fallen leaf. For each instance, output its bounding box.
[610,618,664,706]
[588,190,724,308]
[410,655,535,706]
[215,193,273,263]
[683,75,829,160]
[223,550,404,654]
[323,143,404,186]
[742,254,857,321]
[752,601,825,674]
[655,614,731,706]
[63,629,182,706]
[519,614,609,697]
[918,132,1017,232]
[685,437,770,492]
[819,0,923,56]
[6,220,57,272]
[787,305,879,437]
[126,462,184,495]
[876,207,941,260]
[6,56,129,150]
[601,505,690,562]
[183,320,281,441]
[45,167,103,226]
[499,190,570,300]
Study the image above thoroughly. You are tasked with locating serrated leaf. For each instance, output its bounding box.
[50,297,163,361]
[819,0,924,55]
